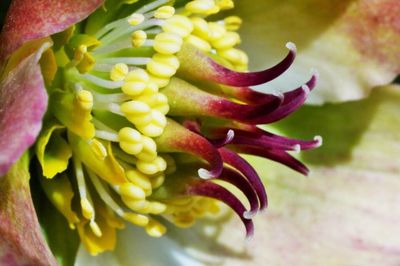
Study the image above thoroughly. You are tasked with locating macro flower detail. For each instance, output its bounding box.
[0,0,323,259]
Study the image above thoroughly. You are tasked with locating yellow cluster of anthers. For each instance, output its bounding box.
[38,0,248,255]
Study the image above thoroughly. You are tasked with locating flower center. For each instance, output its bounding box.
[36,0,321,256]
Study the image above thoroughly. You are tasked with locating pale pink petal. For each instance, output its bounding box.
[237,0,400,104]
[0,154,57,265]
[0,43,50,176]
[0,0,104,63]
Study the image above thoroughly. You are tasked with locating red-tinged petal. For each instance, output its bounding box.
[236,0,400,103]
[0,0,104,64]
[218,148,268,210]
[0,154,56,265]
[177,43,296,87]
[186,181,254,238]
[156,119,223,179]
[0,44,50,176]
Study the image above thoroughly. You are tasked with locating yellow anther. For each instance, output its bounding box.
[163,15,193,37]
[154,156,167,171]
[122,68,150,96]
[122,212,149,226]
[150,173,165,189]
[81,198,95,220]
[224,16,242,31]
[137,160,159,175]
[219,48,249,65]
[76,53,96,74]
[131,30,147,48]
[137,156,166,175]
[123,198,148,211]
[136,111,167,137]
[190,17,209,39]
[216,0,234,10]
[126,68,150,82]
[147,59,176,78]
[208,22,226,41]
[89,220,103,237]
[150,93,169,114]
[185,0,219,15]
[120,101,152,125]
[147,54,179,78]
[120,100,150,114]
[122,82,147,96]
[126,169,152,191]
[145,219,166,237]
[128,13,145,26]
[154,32,183,55]
[136,136,157,162]
[149,75,170,88]
[149,201,167,214]
[74,45,88,61]
[173,214,195,228]
[110,63,129,81]
[76,90,93,110]
[185,35,211,52]
[118,183,146,200]
[154,6,175,19]
[118,127,143,155]
[89,139,108,160]
[143,82,159,94]
[153,53,180,69]
[212,31,240,50]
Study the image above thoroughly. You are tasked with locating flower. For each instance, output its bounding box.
[0,0,399,266]
[0,0,323,263]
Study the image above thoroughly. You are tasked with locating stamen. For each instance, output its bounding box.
[92,92,129,105]
[82,74,124,89]
[224,16,242,31]
[131,30,148,48]
[128,14,145,26]
[145,219,167,237]
[95,130,119,142]
[74,157,102,237]
[110,63,129,81]
[113,183,146,200]
[96,57,151,66]
[86,170,150,227]
[154,6,175,19]
[135,0,170,14]
[100,19,165,46]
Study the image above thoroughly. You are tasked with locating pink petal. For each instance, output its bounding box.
[0,44,50,176]
[0,154,56,265]
[237,0,400,103]
[0,0,104,63]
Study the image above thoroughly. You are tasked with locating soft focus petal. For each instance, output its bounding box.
[0,44,50,176]
[0,154,56,265]
[236,0,400,104]
[212,85,400,265]
[0,0,104,64]
[75,225,206,266]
